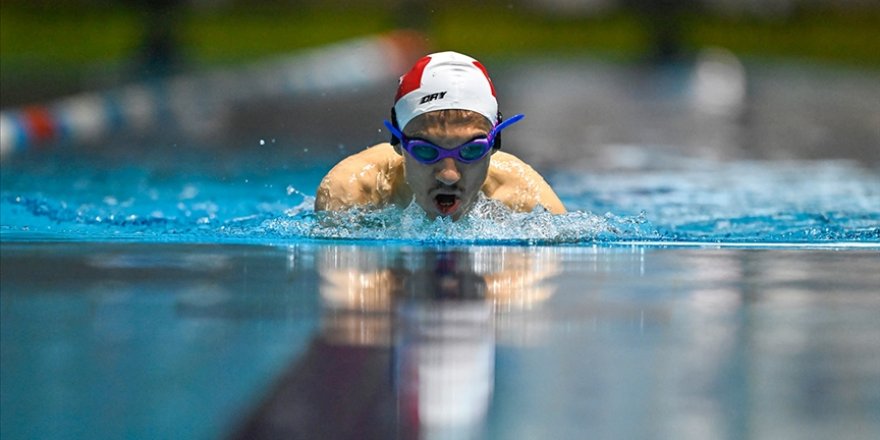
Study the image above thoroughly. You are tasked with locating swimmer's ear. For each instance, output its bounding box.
[493,111,504,151]
[389,108,402,147]
[388,107,404,155]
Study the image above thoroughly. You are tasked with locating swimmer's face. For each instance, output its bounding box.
[397,111,494,220]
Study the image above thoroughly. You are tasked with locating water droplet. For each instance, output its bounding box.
[259,139,265,146]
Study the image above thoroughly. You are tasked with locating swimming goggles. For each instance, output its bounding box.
[383,114,525,165]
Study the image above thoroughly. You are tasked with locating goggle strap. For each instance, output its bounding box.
[385,113,525,149]
[492,113,525,136]
[383,120,406,143]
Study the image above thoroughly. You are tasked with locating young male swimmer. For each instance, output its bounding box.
[315,51,565,220]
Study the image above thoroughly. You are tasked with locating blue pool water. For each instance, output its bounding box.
[2,147,878,246]
[3,242,880,440]
[2,142,878,439]
[2,57,880,440]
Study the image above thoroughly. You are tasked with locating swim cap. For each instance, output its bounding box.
[392,51,498,131]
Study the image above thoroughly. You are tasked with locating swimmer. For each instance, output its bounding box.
[315,51,566,220]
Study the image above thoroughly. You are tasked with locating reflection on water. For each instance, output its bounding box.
[327,247,558,439]
[3,243,879,440]
[236,246,561,439]
[395,299,493,438]
[234,245,880,440]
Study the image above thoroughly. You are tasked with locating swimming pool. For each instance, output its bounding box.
[2,57,879,439]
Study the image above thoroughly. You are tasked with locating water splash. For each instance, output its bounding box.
[257,195,657,245]
[2,186,653,245]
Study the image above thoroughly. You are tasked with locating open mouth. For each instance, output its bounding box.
[434,193,461,216]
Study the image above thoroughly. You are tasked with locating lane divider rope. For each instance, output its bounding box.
[0,30,425,161]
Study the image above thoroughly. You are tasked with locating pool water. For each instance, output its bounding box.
[1,147,877,245]
[2,57,880,440]
[3,243,879,440]
[2,144,879,440]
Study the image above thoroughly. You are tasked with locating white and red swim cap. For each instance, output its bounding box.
[392,51,498,131]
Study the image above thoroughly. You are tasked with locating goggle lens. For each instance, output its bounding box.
[411,144,440,162]
[459,142,489,161]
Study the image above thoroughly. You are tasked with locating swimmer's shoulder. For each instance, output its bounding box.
[315,143,404,212]
[485,151,567,214]
[326,143,400,174]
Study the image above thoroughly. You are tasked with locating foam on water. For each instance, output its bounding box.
[1,153,878,246]
[255,195,656,244]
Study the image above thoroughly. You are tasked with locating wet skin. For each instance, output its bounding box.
[395,120,493,220]
[313,111,566,218]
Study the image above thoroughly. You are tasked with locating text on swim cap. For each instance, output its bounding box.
[419,91,447,104]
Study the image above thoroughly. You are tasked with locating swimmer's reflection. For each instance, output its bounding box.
[393,252,493,440]
[233,246,558,440]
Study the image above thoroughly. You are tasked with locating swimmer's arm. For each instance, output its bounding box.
[534,184,567,214]
[314,159,372,212]
[314,171,359,212]
[486,153,567,214]
[491,181,567,214]
[314,144,400,212]
[517,172,566,214]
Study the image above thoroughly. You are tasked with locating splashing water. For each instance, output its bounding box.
[255,195,656,245]
[1,190,652,245]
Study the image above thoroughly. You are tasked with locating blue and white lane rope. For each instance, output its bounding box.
[0,31,425,160]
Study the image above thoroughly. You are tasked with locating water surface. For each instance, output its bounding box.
[2,148,877,245]
[2,58,879,440]
[3,243,879,439]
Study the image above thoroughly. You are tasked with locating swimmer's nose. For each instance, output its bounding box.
[435,158,461,185]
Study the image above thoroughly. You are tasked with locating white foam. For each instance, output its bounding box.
[261,194,649,244]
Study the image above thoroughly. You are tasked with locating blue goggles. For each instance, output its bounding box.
[383,114,525,165]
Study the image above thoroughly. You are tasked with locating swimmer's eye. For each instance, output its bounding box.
[459,142,489,161]
[410,144,440,162]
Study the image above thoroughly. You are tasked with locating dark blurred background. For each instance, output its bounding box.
[3,0,878,104]
[1,0,878,163]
